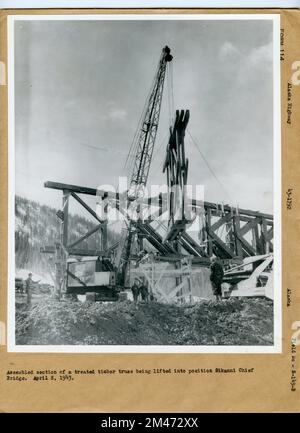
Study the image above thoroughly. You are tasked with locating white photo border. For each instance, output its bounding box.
[7,13,281,353]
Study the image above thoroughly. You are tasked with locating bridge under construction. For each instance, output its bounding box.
[41,45,274,303]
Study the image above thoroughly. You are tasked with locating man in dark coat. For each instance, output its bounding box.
[210,257,224,301]
[139,283,149,303]
[131,278,141,303]
[25,272,40,307]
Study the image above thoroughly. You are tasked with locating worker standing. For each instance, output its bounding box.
[210,257,224,301]
[140,282,149,303]
[131,278,141,303]
[25,273,40,307]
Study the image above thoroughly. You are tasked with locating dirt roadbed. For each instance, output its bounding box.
[15,297,274,346]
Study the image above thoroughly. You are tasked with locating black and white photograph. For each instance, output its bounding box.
[8,14,281,352]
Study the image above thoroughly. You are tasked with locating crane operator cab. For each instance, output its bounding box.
[66,256,118,302]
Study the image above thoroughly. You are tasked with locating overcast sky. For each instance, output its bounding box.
[14,18,274,215]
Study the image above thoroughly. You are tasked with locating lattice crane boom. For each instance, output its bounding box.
[128,45,173,199]
[116,46,173,282]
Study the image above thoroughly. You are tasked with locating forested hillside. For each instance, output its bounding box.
[15,196,119,275]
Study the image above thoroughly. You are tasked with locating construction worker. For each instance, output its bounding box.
[139,282,149,303]
[210,256,224,301]
[25,273,40,307]
[131,278,141,303]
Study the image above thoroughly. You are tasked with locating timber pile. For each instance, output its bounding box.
[16,297,273,346]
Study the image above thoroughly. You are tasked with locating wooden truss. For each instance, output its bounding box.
[44,180,273,264]
[130,255,193,303]
[162,109,191,242]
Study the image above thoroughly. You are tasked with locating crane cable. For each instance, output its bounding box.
[170,61,175,125]
[186,129,233,204]
[148,62,174,180]
[186,131,238,246]
[166,63,172,128]
[123,54,165,180]
[166,61,175,128]
[123,65,159,176]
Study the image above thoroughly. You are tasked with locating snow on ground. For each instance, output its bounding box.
[16,269,53,285]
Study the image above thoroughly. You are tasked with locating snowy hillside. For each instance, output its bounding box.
[15,195,119,276]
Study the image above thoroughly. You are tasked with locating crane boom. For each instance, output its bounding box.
[116,46,173,284]
[128,45,173,199]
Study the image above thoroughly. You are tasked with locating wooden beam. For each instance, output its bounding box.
[233,215,243,258]
[104,241,120,253]
[179,232,209,257]
[71,192,105,224]
[66,269,87,287]
[45,181,101,196]
[266,227,273,241]
[45,181,273,221]
[62,190,70,249]
[68,248,105,256]
[165,280,188,300]
[261,218,270,254]
[207,229,235,258]
[192,199,273,220]
[206,207,213,256]
[54,243,63,299]
[191,257,211,266]
[235,232,257,256]
[101,223,108,251]
[252,224,260,254]
[41,246,56,254]
[210,212,233,232]
[239,217,261,237]
[67,224,102,249]
[42,245,107,259]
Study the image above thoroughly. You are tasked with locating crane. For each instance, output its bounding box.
[128,45,173,200]
[116,46,173,283]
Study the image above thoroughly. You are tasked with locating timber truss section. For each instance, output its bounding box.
[43,181,273,264]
